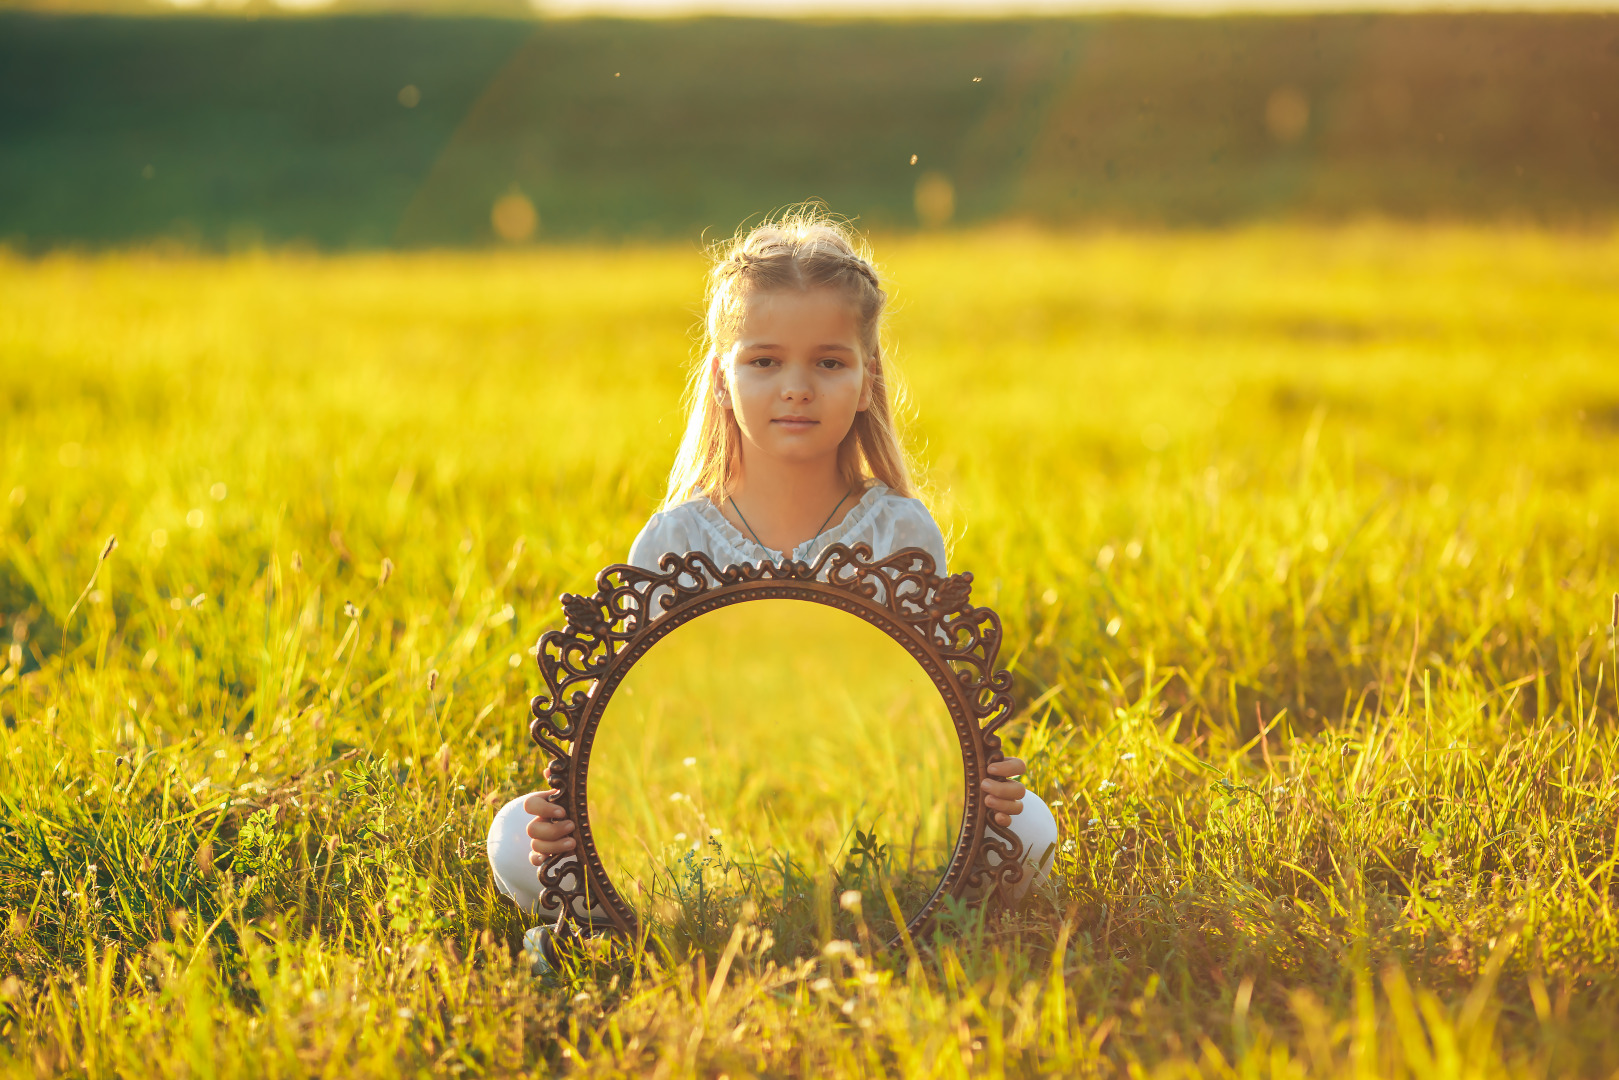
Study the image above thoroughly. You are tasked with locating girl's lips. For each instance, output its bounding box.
[771,418,819,429]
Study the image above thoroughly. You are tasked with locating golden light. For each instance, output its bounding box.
[914,172,955,229]
[1265,86,1310,143]
[491,189,538,243]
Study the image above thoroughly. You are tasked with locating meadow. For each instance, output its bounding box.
[1,223,1618,1076]
[590,599,967,952]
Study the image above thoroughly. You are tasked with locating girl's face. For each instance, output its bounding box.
[717,288,870,469]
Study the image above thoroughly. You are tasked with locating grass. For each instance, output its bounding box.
[591,599,965,954]
[1,222,1617,1076]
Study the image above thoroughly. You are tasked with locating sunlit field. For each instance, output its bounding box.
[2,224,1618,1077]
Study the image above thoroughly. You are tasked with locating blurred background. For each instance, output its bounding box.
[2,3,1616,248]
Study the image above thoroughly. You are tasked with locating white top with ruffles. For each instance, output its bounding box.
[627,484,948,574]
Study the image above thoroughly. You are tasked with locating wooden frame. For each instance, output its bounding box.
[526,543,1024,949]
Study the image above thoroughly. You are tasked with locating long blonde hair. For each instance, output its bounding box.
[662,207,915,509]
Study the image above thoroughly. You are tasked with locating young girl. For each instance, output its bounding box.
[487,209,1056,923]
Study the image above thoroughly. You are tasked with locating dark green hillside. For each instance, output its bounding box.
[1,12,1616,247]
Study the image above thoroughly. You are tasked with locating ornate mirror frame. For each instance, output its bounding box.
[527,543,1025,950]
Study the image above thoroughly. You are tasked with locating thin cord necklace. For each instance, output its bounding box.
[729,488,853,551]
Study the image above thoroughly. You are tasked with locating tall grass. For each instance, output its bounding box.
[1,224,1616,1076]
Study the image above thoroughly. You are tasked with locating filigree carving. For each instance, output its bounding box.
[525,543,1025,947]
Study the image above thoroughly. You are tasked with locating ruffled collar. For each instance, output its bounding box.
[688,484,890,564]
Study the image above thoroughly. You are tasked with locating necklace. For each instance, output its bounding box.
[729,488,854,552]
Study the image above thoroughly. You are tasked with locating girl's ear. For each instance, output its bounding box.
[856,355,876,412]
[710,353,731,410]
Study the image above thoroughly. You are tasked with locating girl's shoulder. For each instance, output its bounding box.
[626,498,716,570]
[825,484,949,573]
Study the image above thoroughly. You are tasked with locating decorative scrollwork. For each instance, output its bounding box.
[524,543,1026,946]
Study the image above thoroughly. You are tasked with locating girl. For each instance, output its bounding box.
[487,208,1056,925]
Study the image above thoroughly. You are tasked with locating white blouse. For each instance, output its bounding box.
[627,484,948,575]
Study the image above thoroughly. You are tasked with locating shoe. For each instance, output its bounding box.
[521,925,555,978]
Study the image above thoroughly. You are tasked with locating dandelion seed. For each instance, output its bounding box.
[379,558,394,586]
[1106,617,1123,637]
[190,594,206,609]
[674,832,686,841]
[343,600,359,619]
[972,75,982,82]
[839,890,862,913]
[1121,752,1136,761]
[669,791,684,801]
[396,1007,414,1020]
[683,756,697,767]
[709,827,722,837]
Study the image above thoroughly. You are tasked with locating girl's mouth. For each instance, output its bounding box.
[771,417,819,431]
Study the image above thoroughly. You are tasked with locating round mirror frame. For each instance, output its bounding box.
[527,542,1026,950]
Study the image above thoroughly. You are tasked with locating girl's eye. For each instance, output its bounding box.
[818,357,845,369]
[748,356,777,368]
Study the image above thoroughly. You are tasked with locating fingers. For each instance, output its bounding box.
[984,793,1023,815]
[981,777,1025,804]
[522,791,576,857]
[527,817,576,858]
[982,764,1024,829]
[522,791,564,817]
[529,839,573,862]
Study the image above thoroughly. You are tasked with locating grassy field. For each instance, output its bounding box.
[592,599,966,953]
[2,224,1618,1076]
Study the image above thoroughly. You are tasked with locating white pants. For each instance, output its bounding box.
[487,789,1059,915]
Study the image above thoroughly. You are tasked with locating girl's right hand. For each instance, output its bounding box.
[524,766,576,862]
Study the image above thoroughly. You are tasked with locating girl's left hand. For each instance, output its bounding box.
[982,757,1027,827]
